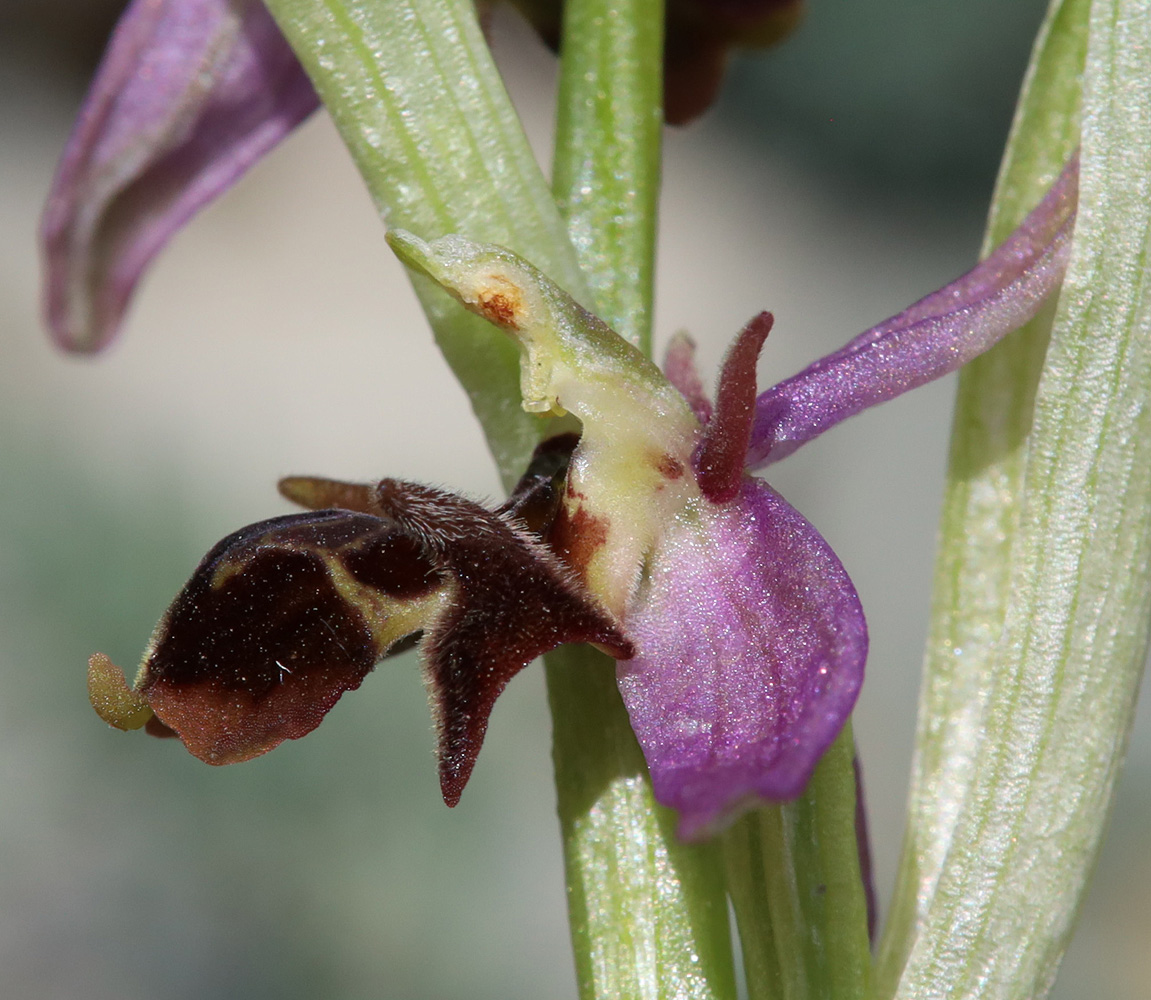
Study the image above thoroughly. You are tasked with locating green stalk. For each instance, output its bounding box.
[885,1,1151,996]
[270,0,735,995]
[262,0,588,486]
[723,723,872,1000]
[722,815,783,1000]
[546,2,736,998]
[552,0,664,351]
[877,0,1086,987]
[547,645,736,1000]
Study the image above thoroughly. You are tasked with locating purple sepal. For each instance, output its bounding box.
[617,477,867,840]
[746,155,1079,468]
[41,0,319,352]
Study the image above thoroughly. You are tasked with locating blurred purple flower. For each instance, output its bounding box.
[41,0,317,352]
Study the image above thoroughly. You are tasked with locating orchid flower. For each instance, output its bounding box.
[87,155,1076,841]
[43,0,1151,990]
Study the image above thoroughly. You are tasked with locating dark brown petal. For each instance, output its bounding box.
[278,475,377,513]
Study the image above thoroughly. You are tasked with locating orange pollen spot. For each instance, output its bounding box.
[474,276,526,329]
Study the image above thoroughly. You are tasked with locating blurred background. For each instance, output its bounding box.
[1,1,1147,997]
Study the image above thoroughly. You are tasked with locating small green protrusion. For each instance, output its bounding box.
[88,652,153,731]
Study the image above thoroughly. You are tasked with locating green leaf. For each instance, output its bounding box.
[262,0,589,485]
[884,1,1151,996]
[877,0,1087,986]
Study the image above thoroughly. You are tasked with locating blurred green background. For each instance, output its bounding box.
[1,2,1147,997]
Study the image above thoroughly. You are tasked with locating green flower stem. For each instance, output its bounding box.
[262,0,588,486]
[720,814,782,1000]
[877,0,1086,987]
[723,722,872,1000]
[886,1,1151,996]
[546,3,735,997]
[546,645,736,1000]
[551,0,664,351]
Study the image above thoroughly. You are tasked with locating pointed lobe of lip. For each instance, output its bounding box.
[371,478,633,805]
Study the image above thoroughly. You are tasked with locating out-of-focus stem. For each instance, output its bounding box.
[547,645,736,1000]
[551,0,663,351]
[724,721,872,1000]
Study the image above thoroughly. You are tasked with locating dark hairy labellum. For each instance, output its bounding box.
[93,434,631,806]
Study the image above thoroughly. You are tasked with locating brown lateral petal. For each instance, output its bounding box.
[371,479,633,805]
[697,311,773,503]
[278,475,376,513]
[139,509,447,764]
[498,431,580,532]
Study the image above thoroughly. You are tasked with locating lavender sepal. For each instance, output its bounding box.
[41,0,318,352]
[746,156,1079,468]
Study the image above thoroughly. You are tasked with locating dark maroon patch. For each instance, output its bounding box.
[340,531,443,598]
[144,547,375,693]
[137,509,445,764]
[657,454,685,480]
[547,503,611,582]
